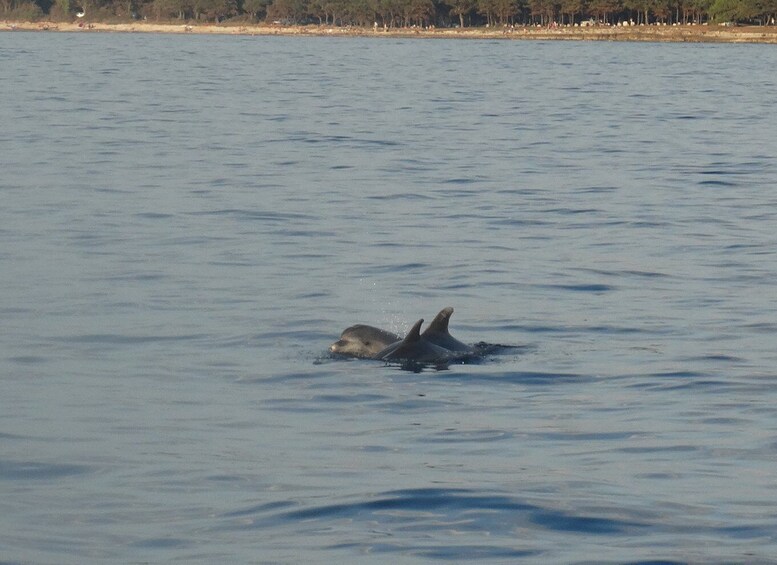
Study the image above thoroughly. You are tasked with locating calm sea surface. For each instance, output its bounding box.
[1,32,776,564]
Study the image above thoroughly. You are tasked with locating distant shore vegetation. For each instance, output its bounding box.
[3,0,776,31]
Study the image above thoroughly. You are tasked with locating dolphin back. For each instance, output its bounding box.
[421,307,474,353]
[377,319,453,363]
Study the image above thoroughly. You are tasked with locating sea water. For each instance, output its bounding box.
[1,32,776,563]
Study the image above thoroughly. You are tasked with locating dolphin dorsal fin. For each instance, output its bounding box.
[424,307,453,335]
[404,319,424,343]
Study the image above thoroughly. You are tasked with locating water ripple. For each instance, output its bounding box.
[221,487,648,537]
[0,460,92,480]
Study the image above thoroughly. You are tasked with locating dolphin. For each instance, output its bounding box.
[421,307,476,354]
[329,324,401,359]
[376,319,453,363]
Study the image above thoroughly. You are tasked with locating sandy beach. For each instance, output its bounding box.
[3,19,777,43]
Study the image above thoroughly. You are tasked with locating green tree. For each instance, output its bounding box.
[528,0,556,23]
[708,0,740,19]
[477,0,497,24]
[493,0,517,22]
[266,0,307,20]
[375,0,402,25]
[707,0,771,20]
[152,0,191,19]
[559,0,582,22]
[193,0,236,19]
[588,0,620,21]
[401,0,433,25]
[48,0,73,18]
[651,0,671,20]
[7,0,45,17]
[688,0,710,21]
[754,0,777,22]
[243,0,270,18]
[448,0,475,25]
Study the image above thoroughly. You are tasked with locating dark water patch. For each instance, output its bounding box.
[617,445,698,454]
[701,416,750,425]
[535,431,641,442]
[280,229,335,238]
[628,370,720,390]
[634,472,681,480]
[293,134,399,148]
[446,370,596,386]
[312,393,389,404]
[646,370,707,379]
[129,537,191,549]
[421,429,513,443]
[377,396,454,411]
[577,268,671,279]
[717,524,777,539]
[442,177,480,185]
[363,262,430,274]
[365,193,436,201]
[403,545,539,560]
[208,260,257,267]
[206,474,248,482]
[585,325,645,335]
[742,322,777,334]
[260,398,352,413]
[667,379,738,391]
[56,333,208,345]
[102,272,166,282]
[539,283,615,293]
[188,209,314,223]
[551,284,615,292]
[682,353,745,363]
[0,432,30,440]
[545,207,601,215]
[222,487,648,539]
[577,185,619,193]
[489,218,552,227]
[254,488,525,522]
[358,444,395,453]
[1,306,33,315]
[501,323,651,336]
[500,324,570,334]
[0,460,92,480]
[581,561,687,565]
[222,500,297,518]
[699,179,738,187]
[244,370,327,385]
[7,355,47,364]
[530,512,627,534]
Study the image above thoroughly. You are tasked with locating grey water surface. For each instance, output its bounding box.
[1,32,776,564]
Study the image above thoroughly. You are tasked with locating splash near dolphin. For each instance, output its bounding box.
[329,307,501,367]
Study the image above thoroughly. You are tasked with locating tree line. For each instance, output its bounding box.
[4,0,776,30]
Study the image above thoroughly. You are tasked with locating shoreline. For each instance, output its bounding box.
[3,20,777,43]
